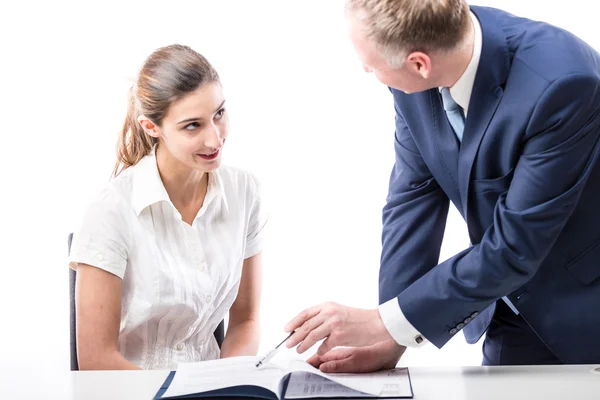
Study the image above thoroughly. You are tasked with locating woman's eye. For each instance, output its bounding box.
[215,108,226,119]
[184,122,200,131]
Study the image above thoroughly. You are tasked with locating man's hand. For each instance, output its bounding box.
[306,340,406,373]
[284,302,393,355]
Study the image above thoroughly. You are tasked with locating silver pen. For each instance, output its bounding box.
[255,331,295,368]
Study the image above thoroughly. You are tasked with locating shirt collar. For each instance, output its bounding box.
[132,146,229,216]
[204,167,229,214]
[439,11,482,116]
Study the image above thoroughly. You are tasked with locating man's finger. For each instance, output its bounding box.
[286,313,326,349]
[296,322,331,354]
[319,347,352,362]
[306,354,322,368]
[316,337,335,356]
[284,306,320,333]
[320,356,355,373]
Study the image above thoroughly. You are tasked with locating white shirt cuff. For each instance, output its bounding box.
[378,298,428,348]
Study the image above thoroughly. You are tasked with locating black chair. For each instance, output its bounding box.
[68,233,225,370]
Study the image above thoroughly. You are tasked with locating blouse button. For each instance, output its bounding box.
[206,295,212,304]
[199,262,207,272]
[176,343,184,351]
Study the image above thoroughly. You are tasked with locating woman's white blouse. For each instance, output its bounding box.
[68,151,267,369]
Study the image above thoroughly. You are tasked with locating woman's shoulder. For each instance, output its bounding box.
[86,169,136,212]
[217,165,260,187]
[70,169,136,251]
[215,165,262,199]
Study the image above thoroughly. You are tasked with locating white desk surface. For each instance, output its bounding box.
[4,364,600,399]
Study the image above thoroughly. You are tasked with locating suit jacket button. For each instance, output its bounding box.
[471,312,479,319]
[457,323,465,330]
[464,317,472,324]
[449,328,458,335]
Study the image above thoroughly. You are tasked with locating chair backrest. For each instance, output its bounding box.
[68,233,78,371]
[68,233,225,371]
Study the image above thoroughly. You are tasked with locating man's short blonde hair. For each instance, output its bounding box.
[347,0,471,66]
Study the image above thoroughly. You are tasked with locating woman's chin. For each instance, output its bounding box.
[195,156,221,172]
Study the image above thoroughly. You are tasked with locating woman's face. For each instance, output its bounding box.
[146,82,229,173]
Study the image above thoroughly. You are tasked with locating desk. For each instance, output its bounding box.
[5,365,600,399]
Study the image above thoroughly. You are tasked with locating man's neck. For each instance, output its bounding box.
[436,20,475,89]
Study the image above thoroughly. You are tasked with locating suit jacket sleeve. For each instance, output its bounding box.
[395,73,600,348]
[379,102,450,306]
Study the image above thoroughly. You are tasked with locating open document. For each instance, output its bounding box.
[154,356,412,399]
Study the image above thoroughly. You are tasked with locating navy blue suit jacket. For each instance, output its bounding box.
[380,6,600,363]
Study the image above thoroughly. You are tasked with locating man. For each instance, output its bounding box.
[284,0,600,371]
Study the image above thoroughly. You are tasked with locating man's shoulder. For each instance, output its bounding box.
[477,6,600,83]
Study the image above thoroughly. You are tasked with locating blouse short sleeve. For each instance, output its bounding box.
[68,188,131,279]
[244,172,268,260]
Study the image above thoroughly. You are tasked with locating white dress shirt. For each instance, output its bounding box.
[69,148,267,369]
[378,11,482,348]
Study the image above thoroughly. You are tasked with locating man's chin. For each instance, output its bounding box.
[399,88,430,95]
[388,84,432,95]
[386,84,413,94]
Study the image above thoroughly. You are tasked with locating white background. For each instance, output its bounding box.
[0,0,597,386]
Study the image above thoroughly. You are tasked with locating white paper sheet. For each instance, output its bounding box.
[284,372,374,398]
[283,360,383,395]
[284,361,412,398]
[162,356,286,398]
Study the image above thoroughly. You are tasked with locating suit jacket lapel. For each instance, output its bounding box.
[459,7,511,219]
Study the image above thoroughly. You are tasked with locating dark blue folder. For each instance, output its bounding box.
[153,371,283,400]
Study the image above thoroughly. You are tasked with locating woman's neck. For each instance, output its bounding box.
[155,145,208,220]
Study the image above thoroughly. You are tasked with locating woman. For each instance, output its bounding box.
[69,44,267,370]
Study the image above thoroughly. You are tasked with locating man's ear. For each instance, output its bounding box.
[137,115,160,138]
[406,51,432,79]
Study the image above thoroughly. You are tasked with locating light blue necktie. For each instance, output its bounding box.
[441,88,520,315]
[440,87,465,143]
